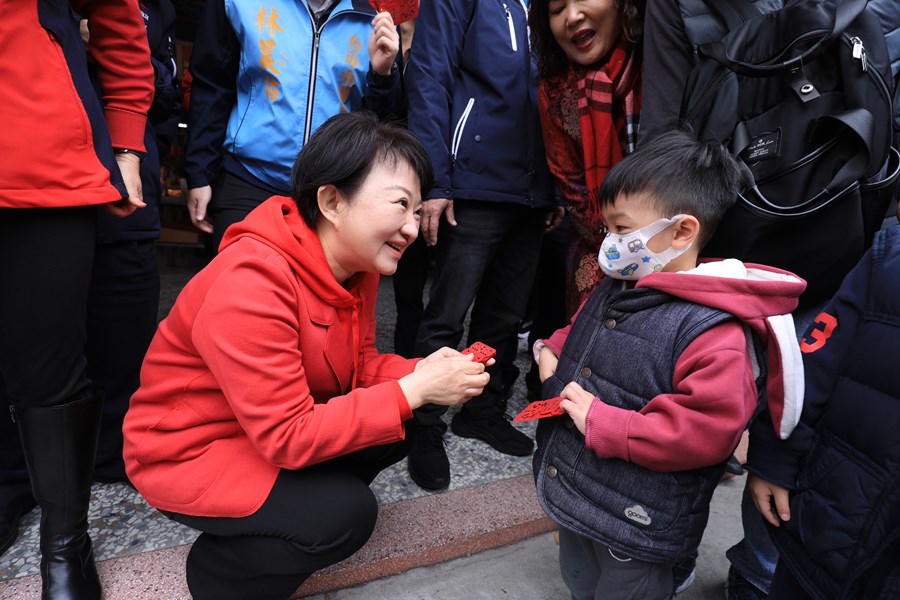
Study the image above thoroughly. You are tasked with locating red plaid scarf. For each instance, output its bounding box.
[570,38,641,228]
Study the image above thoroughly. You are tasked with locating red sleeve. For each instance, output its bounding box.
[73,0,154,151]
[356,278,418,421]
[584,321,757,472]
[192,258,409,470]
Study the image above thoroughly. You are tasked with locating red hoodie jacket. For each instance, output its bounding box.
[123,196,418,517]
[0,1,153,208]
[539,259,806,472]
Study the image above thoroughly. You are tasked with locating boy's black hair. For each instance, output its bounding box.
[290,111,434,228]
[597,129,747,249]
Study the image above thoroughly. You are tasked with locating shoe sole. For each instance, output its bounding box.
[451,420,533,457]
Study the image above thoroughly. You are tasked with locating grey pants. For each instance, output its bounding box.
[558,528,674,600]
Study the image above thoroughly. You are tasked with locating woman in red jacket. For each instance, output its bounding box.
[0,3,153,599]
[123,112,491,600]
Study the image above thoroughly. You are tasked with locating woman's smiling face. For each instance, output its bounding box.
[327,158,422,281]
[548,0,621,66]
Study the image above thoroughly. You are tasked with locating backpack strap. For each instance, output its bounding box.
[699,0,870,76]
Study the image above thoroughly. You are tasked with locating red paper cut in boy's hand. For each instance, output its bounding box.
[512,397,565,422]
[369,0,418,25]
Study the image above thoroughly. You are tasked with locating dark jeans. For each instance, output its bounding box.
[86,239,160,477]
[165,433,412,600]
[413,200,545,426]
[392,235,430,358]
[767,559,813,600]
[558,527,674,600]
[0,206,96,513]
[209,170,273,253]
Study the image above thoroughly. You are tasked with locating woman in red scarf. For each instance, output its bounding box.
[529,0,643,315]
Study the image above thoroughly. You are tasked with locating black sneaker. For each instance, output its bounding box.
[407,425,450,490]
[725,566,768,600]
[451,411,534,456]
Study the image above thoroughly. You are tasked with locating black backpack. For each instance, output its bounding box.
[681,0,900,306]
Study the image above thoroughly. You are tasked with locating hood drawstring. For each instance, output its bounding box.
[350,302,361,391]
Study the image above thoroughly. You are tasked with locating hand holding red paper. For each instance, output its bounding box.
[368,11,400,76]
[512,381,596,432]
[513,397,564,422]
[461,341,496,364]
[368,0,418,25]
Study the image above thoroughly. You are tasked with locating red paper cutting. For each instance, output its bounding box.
[369,0,418,25]
[512,397,565,422]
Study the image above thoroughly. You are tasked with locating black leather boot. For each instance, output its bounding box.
[14,396,103,600]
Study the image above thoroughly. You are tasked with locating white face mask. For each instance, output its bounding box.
[598,215,691,281]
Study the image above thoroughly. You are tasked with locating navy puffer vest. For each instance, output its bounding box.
[534,279,738,564]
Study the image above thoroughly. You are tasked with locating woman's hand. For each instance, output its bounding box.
[106,152,146,217]
[559,381,595,435]
[400,353,490,410]
[538,346,559,382]
[368,12,399,76]
[748,473,791,527]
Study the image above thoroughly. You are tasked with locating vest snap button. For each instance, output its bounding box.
[565,418,575,429]
[604,318,616,329]
[580,367,592,378]
[547,466,558,477]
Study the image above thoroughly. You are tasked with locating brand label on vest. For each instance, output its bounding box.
[742,130,781,162]
[624,504,651,526]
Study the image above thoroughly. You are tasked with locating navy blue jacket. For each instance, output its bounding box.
[405,0,555,208]
[94,0,179,243]
[747,226,900,599]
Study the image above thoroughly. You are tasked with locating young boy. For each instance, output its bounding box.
[533,130,807,600]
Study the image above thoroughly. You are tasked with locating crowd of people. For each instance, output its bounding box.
[1,1,898,600]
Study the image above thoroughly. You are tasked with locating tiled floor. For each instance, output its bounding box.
[0,247,541,583]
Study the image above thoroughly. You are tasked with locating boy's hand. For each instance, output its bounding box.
[748,473,791,527]
[538,346,559,382]
[559,381,595,435]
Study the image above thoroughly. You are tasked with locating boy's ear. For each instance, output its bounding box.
[316,184,344,227]
[673,215,700,249]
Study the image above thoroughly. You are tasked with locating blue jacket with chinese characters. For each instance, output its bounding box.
[405,0,556,208]
[185,0,402,194]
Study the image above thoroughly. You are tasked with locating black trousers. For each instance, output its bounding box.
[86,239,160,479]
[391,235,430,358]
[165,431,412,600]
[209,170,273,253]
[412,200,545,425]
[0,206,96,513]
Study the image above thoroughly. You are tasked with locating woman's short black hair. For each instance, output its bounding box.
[290,111,434,228]
[529,0,643,82]
[597,129,749,249]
